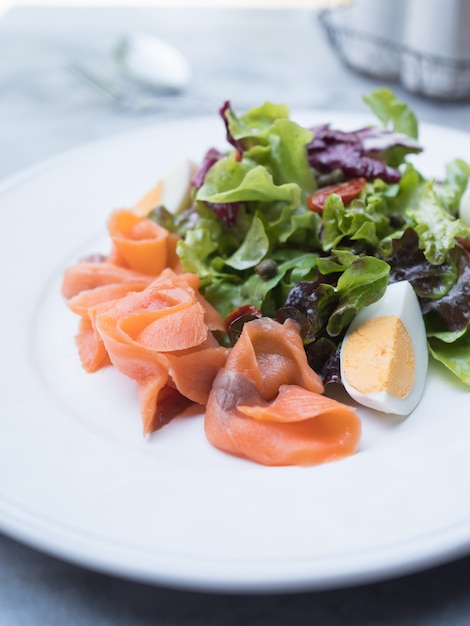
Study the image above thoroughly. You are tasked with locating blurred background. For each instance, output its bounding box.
[1,0,470,181]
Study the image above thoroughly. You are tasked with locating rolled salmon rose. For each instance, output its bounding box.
[107,209,181,275]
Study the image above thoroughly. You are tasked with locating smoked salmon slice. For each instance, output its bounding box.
[63,267,153,372]
[224,317,325,399]
[61,261,152,299]
[80,268,227,433]
[74,316,112,372]
[136,340,228,434]
[205,317,361,466]
[137,376,194,433]
[165,343,229,406]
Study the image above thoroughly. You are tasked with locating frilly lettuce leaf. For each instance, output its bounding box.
[200,251,318,319]
[406,182,470,265]
[283,250,390,339]
[434,159,470,217]
[197,154,301,208]
[427,326,470,386]
[420,245,470,332]
[220,100,290,152]
[321,252,390,335]
[363,87,419,139]
[176,217,222,278]
[322,192,391,251]
[385,228,457,300]
[221,101,317,198]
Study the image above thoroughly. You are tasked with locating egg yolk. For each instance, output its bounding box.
[342,315,415,398]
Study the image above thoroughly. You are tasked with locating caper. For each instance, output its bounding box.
[255,259,278,280]
[317,169,345,187]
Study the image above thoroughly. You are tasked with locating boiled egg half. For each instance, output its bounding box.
[340,280,428,415]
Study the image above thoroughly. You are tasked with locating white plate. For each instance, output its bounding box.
[1,112,470,593]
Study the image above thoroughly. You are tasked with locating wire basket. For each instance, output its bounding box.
[318,9,470,101]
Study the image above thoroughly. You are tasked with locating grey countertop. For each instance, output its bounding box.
[1,6,470,625]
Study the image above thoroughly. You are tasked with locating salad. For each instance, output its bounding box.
[62,88,470,467]
[155,88,470,387]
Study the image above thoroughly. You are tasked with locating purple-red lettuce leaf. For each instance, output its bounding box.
[191,148,225,189]
[420,244,470,333]
[307,124,421,184]
[385,228,457,300]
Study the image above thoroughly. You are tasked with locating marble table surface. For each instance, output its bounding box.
[1,5,470,625]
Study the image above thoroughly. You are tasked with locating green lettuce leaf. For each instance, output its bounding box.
[321,192,391,251]
[434,159,470,217]
[406,182,470,265]
[311,250,390,336]
[201,251,318,318]
[197,154,300,208]
[223,101,290,147]
[176,218,221,277]
[225,215,269,270]
[428,326,470,386]
[224,102,317,198]
[363,87,419,139]
[326,253,391,335]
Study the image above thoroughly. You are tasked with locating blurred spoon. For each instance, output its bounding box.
[114,32,191,93]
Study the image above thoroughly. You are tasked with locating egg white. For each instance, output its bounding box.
[459,184,470,227]
[340,281,428,415]
[134,158,196,217]
[160,158,197,214]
